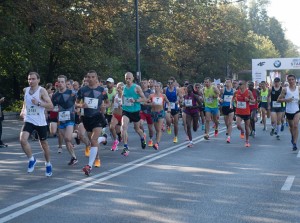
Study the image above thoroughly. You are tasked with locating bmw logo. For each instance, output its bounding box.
[274,60,281,68]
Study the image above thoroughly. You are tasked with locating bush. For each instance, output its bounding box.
[4,100,23,112]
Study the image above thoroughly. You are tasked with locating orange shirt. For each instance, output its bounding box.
[235,89,250,115]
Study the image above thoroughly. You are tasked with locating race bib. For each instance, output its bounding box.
[272,101,281,108]
[153,97,163,105]
[53,105,59,112]
[84,97,98,109]
[224,95,233,103]
[261,96,267,102]
[237,101,246,109]
[114,98,122,109]
[166,102,176,109]
[80,108,84,116]
[26,105,39,115]
[184,99,193,107]
[58,111,71,121]
[205,97,213,104]
[123,97,134,106]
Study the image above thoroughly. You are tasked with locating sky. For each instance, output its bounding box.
[267,0,300,48]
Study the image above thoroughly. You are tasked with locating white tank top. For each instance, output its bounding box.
[113,93,122,110]
[285,86,299,113]
[24,87,47,126]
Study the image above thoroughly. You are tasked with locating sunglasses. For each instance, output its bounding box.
[168,82,173,84]
[239,83,243,86]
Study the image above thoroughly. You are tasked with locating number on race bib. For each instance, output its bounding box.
[27,105,39,115]
[184,99,193,107]
[237,101,246,109]
[272,101,281,108]
[224,95,233,103]
[58,111,71,121]
[123,97,134,106]
[153,97,163,105]
[84,97,98,109]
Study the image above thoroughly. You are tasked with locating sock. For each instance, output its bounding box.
[102,127,107,134]
[98,136,106,144]
[46,162,51,166]
[277,125,281,134]
[88,147,98,167]
[29,156,35,161]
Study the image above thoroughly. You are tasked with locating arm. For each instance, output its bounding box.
[277,87,288,103]
[136,85,146,103]
[38,88,54,110]
[163,94,171,112]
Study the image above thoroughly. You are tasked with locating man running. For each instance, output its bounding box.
[203,77,220,140]
[277,74,300,151]
[52,75,78,165]
[248,81,260,137]
[121,72,146,156]
[20,72,54,177]
[76,70,108,175]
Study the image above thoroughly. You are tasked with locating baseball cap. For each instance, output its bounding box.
[274,77,280,82]
[106,78,114,83]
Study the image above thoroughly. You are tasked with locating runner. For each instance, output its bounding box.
[110,82,124,151]
[259,81,269,131]
[203,77,220,140]
[0,94,6,147]
[52,75,78,165]
[277,74,300,151]
[182,84,202,147]
[19,72,54,177]
[248,81,260,137]
[164,77,182,143]
[268,77,285,140]
[140,79,154,147]
[121,72,146,156]
[76,70,108,175]
[232,80,255,147]
[219,79,234,143]
[148,82,171,150]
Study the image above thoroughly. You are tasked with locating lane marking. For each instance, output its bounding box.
[0,127,227,221]
[297,151,300,158]
[281,176,295,191]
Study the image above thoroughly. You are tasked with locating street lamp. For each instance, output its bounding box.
[135,0,141,83]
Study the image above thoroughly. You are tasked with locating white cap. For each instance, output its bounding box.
[106,78,114,83]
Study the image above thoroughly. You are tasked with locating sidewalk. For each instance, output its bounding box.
[2,119,24,143]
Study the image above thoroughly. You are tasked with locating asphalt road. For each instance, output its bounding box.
[0,119,300,223]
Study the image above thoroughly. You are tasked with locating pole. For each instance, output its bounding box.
[135,0,141,83]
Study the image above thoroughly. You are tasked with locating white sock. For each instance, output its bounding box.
[46,162,51,166]
[98,136,106,144]
[29,156,34,161]
[277,125,281,135]
[88,147,98,167]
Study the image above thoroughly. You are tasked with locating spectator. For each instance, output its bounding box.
[0,93,7,147]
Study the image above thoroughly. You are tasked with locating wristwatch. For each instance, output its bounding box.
[37,102,41,106]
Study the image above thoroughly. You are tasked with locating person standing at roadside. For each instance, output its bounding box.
[0,93,6,147]
[20,72,54,177]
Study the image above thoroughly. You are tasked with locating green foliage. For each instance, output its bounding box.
[4,100,23,112]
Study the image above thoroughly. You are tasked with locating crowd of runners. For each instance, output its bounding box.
[19,71,300,177]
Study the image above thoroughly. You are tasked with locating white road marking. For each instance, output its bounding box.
[297,150,300,158]
[0,128,226,222]
[281,176,295,191]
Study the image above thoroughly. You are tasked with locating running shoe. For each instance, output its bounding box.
[226,136,230,143]
[173,136,178,143]
[57,147,63,154]
[274,131,277,135]
[292,144,298,151]
[240,132,245,139]
[121,147,130,156]
[263,127,267,131]
[204,134,210,140]
[85,146,90,157]
[82,165,91,176]
[102,134,108,145]
[0,143,8,148]
[214,129,218,137]
[281,124,284,132]
[153,143,159,150]
[276,135,280,140]
[245,141,250,147]
[45,163,53,177]
[141,138,146,149]
[270,128,274,136]
[68,157,78,166]
[252,130,256,138]
[167,126,172,134]
[187,142,193,148]
[94,159,101,167]
[28,158,37,173]
[148,139,153,147]
[111,140,119,151]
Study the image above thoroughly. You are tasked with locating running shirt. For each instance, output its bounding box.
[113,93,122,111]
[260,88,268,103]
[270,86,283,108]
[122,84,141,112]
[285,87,299,113]
[222,88,234,107]
[249,89,258,110]
[141,89,152,114]
[165,87,179,110]
[183,93,199,114]
[52,89,76,123]
[235,89,250,115]
[24,87,47,126]
[77,86,108,117]
[150,94,164,106]
[204,86,218,108]
[106,88,117,115]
